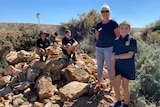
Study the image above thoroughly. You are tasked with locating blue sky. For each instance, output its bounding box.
[0,0,160,28]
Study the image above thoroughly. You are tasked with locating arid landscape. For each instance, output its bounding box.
[0,23,60,38]
[0,23,142,38]
[0,23,143,107]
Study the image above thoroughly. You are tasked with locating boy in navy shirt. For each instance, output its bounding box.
[36,30,53,61]
[110,21,137,107]
[62,30,78,61]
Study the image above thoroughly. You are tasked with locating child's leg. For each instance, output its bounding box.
[71,46,76,53]
[46,48,53,56]
[36,48,45,56]
[66,48,71,55]
[122,77,130,105]
[114,75,121,101]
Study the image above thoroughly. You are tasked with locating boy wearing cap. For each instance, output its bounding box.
[62,30,78,61]
[36,30,53,61]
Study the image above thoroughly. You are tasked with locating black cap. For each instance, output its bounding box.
[39,29,49,37]
[65,30,71,33]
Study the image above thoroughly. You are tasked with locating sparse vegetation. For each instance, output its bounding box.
[0,33,5,40]
[59,9,100,56]
[0,11,160,106]
[129,19,160,106]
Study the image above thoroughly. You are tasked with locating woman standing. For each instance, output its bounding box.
[95,4,120,90]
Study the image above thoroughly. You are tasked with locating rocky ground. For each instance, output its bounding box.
[0,38,116,107]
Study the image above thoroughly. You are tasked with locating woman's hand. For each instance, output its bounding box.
[110,68,116,78]
[111,54,115,61]
[111,53,116,78]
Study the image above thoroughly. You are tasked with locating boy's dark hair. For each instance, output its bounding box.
[54,32,58,36]
[65,30,71,34]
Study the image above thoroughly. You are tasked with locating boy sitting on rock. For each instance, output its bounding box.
[62,30,78,61]
[36,30,53,61]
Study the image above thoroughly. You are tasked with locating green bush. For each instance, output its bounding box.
[0,28,39,69]
[14,33,38,51]
[130,40,160,106]
[0,39,13,69]
[140,19,160,45]
[60,9,100,55]
[78,37,96,57]
[60,9,100,39]
[0,34,5,40]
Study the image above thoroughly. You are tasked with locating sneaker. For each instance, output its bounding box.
[123,104,129,107]
[40,56,44,61]
[109,100,123,107]
[68,54,71,59]
[72,55,77,61]
[45,55,48,61]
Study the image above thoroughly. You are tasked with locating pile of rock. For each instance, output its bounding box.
[0,38,115,107]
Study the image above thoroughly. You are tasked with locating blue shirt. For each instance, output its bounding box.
[36,37,53,49]
[62,37,76,45]
[113,35,137,80]
[95,20,118,47]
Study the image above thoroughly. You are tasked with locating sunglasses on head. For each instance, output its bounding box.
[101,10,109,13]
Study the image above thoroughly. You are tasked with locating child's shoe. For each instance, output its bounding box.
[40,56,44,61]
[72,55,77,61]
[109,100,123,107]
[123,104,129,107]
[45,55,48,61]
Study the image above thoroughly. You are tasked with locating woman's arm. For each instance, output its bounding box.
[114,27,120,38]
[95,30,99,40]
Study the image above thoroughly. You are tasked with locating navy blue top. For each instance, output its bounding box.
[95,20,118,48]
[36,37,53,49]
[62,37,76,54]
[113,35,137,80]
[62,37,76,45]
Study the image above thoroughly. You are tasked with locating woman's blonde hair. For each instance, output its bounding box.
[100,4,111,19]
[101,4,110,12]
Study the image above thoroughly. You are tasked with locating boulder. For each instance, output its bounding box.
[58,81,89,102]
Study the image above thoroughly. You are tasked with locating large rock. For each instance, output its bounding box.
[17,50,31,61]
[43,59,64,72]
[37,75,56,100]
[26,68,39,82]
[63,65,90,82]
[5,51,19,64]
[58,81,89,102]
[84,63,97,75]
[14,62,29,71]
[0,75,11,87]
[2,65,20,76]
[27,53,40,63]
